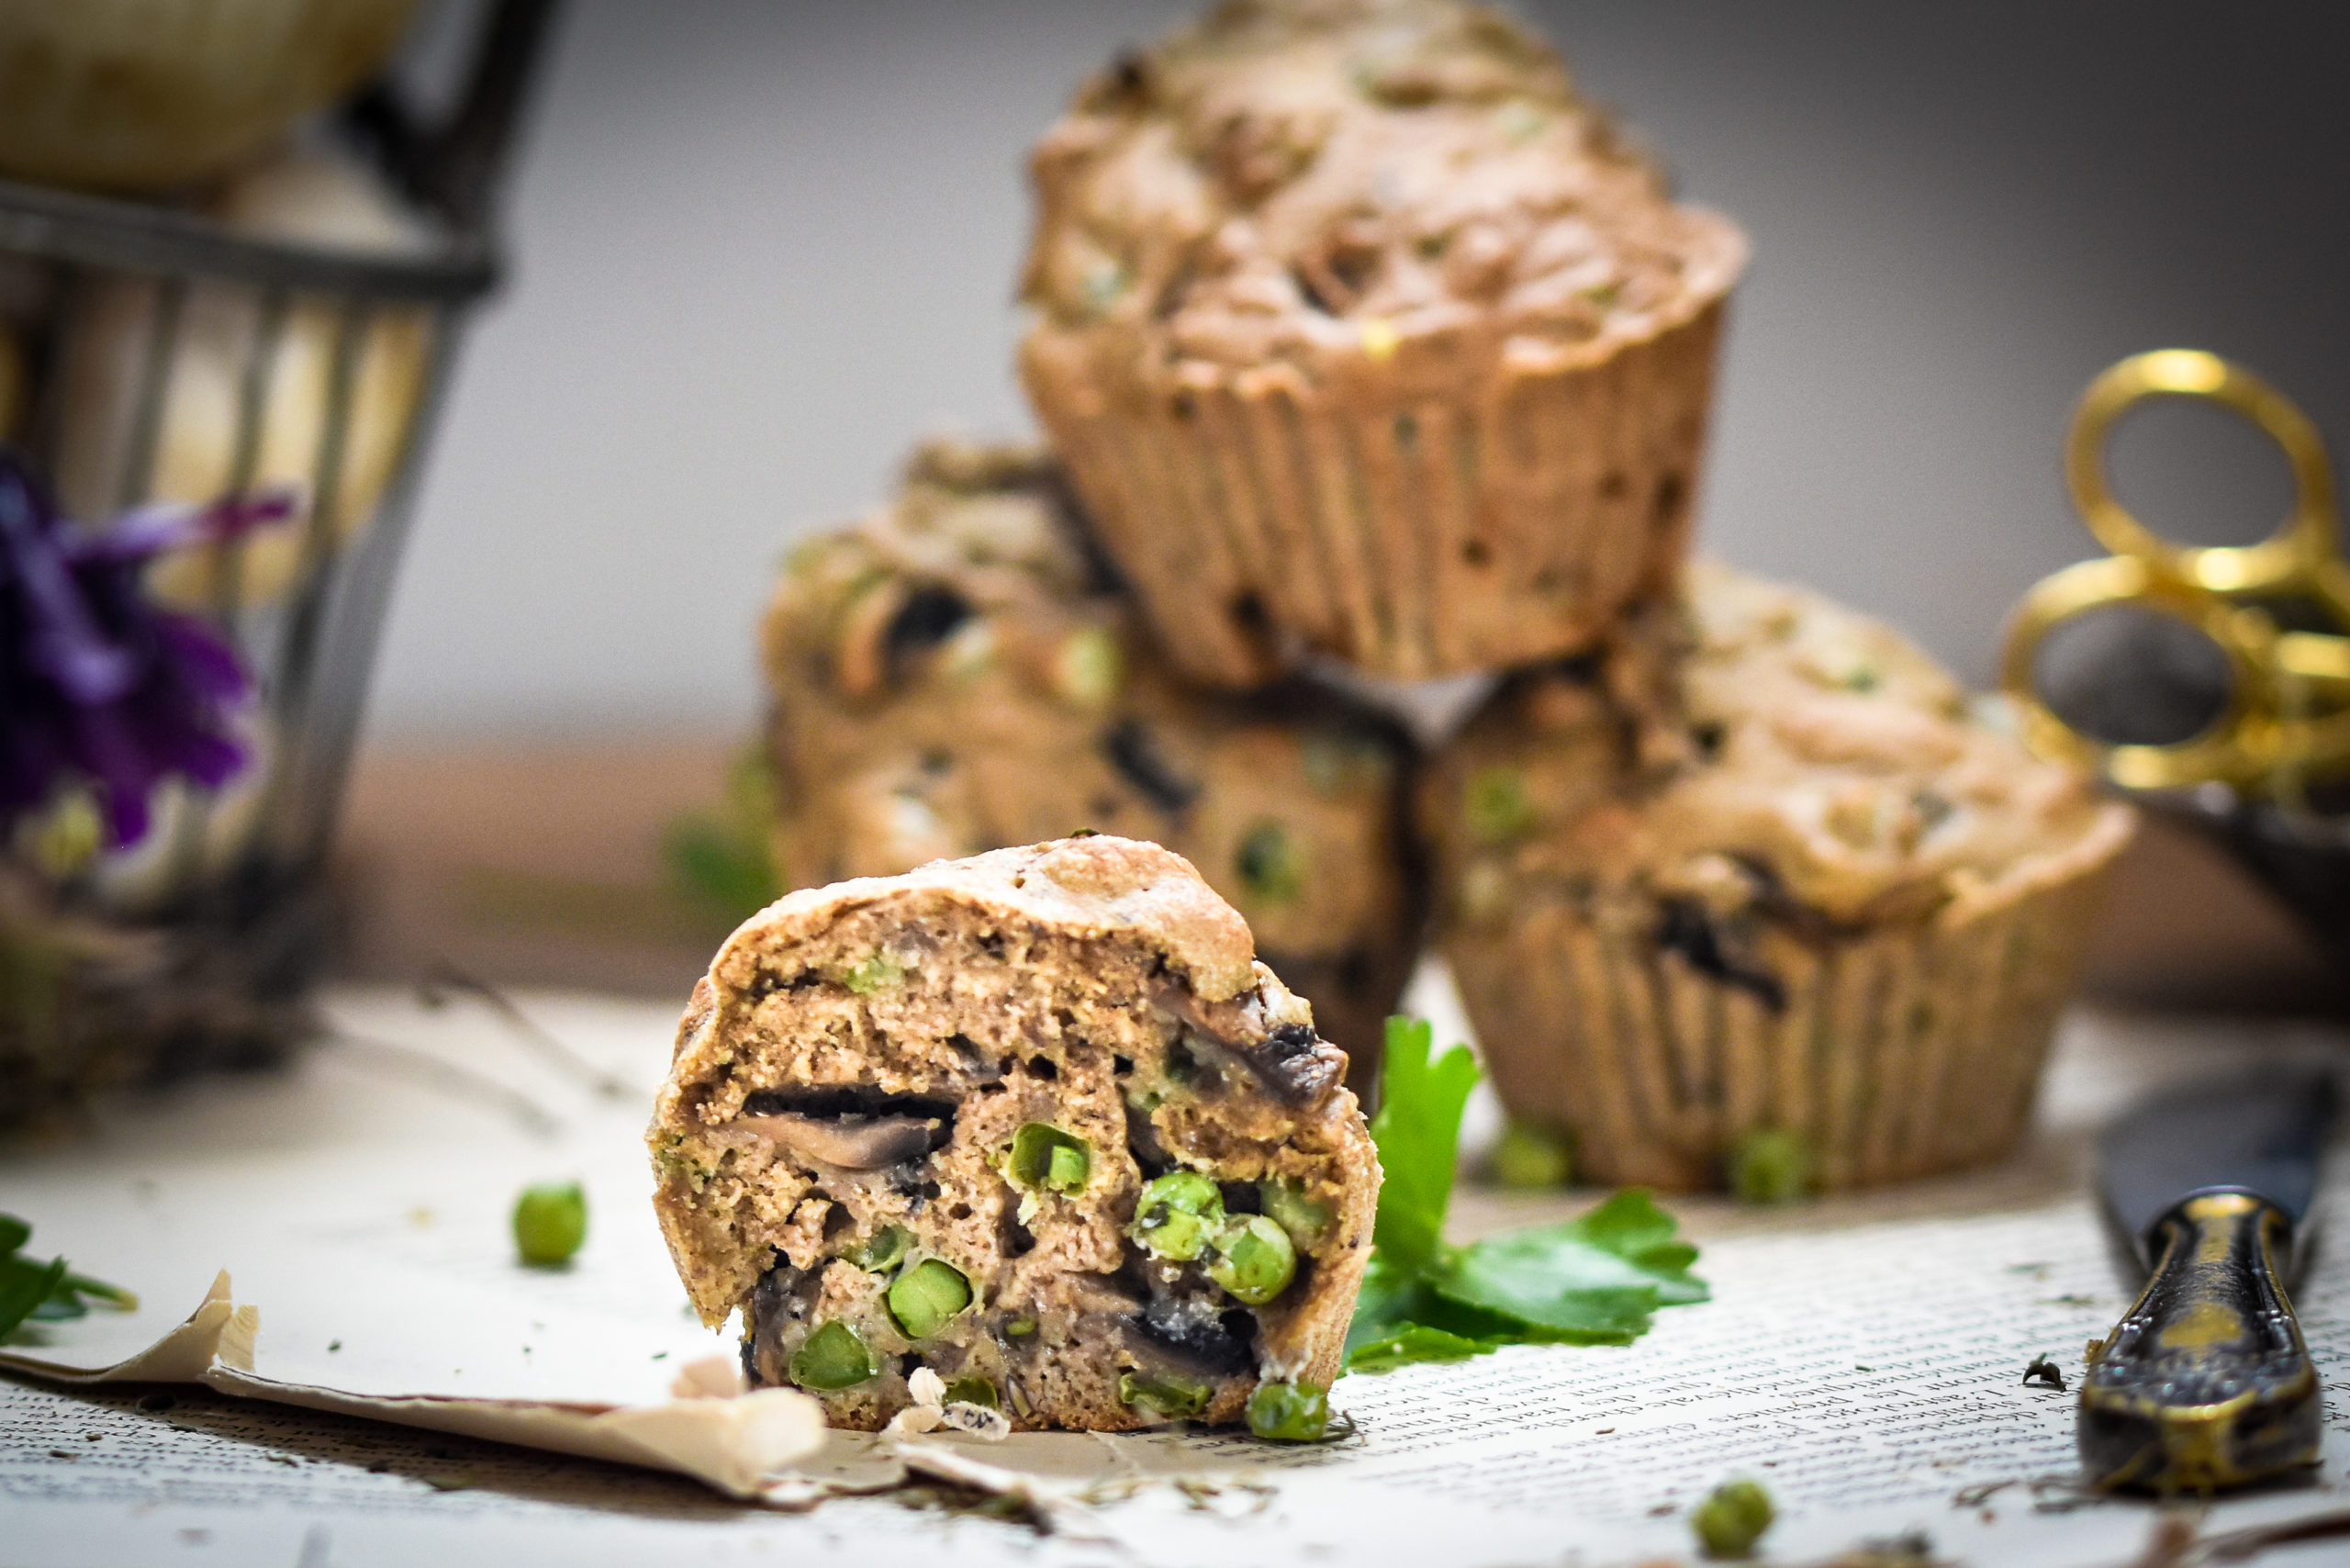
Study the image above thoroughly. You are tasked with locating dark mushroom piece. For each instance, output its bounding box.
[1151,984,1346,1106]
[1125,1295,1258,1377]
[732,1113,944,1170]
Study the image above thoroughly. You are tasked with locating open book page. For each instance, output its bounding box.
[6,980,2348,1566]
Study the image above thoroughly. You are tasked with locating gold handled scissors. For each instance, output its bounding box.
[2000,350,2350,794]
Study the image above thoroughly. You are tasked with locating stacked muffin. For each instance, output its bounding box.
[1019,0,1744,684]
[761,439,1419,1092]
[766,0,2126,1186]
[1419,565,2132,1190]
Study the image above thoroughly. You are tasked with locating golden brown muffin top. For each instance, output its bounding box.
[762,439,1116,718]
[1434,561,2134,927]
[763,440,1110,689]
[1022,0,1744,370]
[700,837,1270,1043]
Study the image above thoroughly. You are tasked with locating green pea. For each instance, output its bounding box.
[512,1182,587,1267]
[1051,625,1124,710]
[784,535,838,578]
[1003,1316,1037,1338]
[843,954,906,994]
[1691,1477,1774,1559]
[1206,1214,1296,1305]
[1081,260,1131,314]
[1246,1381,1330,1442]
[1129,1170,1225,1261]
[1235,821,1305,904]
[1304,737,1343,793]
[1728,1128,1811,1205]
[1144,1170,1222,1215]
[1464,767,1535,844]
[1494,100,1548,143]
[1117,1370,1210,1419]
[790,1320,876,1391]
[887,1259,973,1339]
[1008,1123,1091,1193]
[942,1375,1000,1409]
[1139,1207,1211,1260]
[1257,1178,1332,1250]
[1486,1124,1573,1190]
[28,790,101,878]
[846,1225,912,1272]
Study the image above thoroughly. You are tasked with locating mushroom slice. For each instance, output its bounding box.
[733,1112,942,1170]
[1151,983,1346,1106]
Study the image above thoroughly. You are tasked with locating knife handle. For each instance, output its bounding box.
[2079,1188,2320,1493]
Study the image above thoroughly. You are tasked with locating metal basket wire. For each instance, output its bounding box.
[0,0,556,1126]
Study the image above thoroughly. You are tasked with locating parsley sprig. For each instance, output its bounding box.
[0,1215,137,1339]
[664,745,783,925]
[1343,1018,1707,1371]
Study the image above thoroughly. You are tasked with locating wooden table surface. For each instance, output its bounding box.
[331,733,2346,1015]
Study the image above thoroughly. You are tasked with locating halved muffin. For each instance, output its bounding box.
[762,438,1420,1088]
[647,836,1380,1432]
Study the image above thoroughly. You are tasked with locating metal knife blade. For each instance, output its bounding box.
[2098,1069,2337,1262]
[2082,1066,2338,1493]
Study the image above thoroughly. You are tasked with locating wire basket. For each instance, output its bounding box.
[0,0,556,1129]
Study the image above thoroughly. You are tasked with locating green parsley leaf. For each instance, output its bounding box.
[1344,1322,1498,1373]
[1340,1251,1424,1359]
[663,746,783,925]
[1342,1024,1706,1372]
[1429,1191,1708,1343]
[0,1255,67,1338]
[1366,1016,1479,1274]
[0,1215,136,1339]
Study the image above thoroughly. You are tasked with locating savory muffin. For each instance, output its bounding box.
[1424,561,2134,1192]
[50,151,433,611]
[762,438,1419,1086]
[1019,0,1746,685]
[0,0,420,194]
[647,836,1380,1434]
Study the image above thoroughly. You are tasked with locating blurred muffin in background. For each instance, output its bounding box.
[1423,560,2133,1192]
[0,0,421,195]
[763,439,1422,1086]
[51,151,435,611]
[1020,0,1745,686]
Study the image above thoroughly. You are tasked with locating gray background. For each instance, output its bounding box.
[370,0,2350,738]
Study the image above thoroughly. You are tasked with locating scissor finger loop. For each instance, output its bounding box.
[2065,349,2339,599]
[2005,351,2350,792]
[2000,556,2287,790]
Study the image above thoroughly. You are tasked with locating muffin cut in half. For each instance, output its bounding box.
[1020,0,1746,684]
[762,437,1421,1091]
[1424,562,2134,1192]
[648,836,1380,1434]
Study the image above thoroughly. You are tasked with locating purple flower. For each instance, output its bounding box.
[0,453,290,848]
